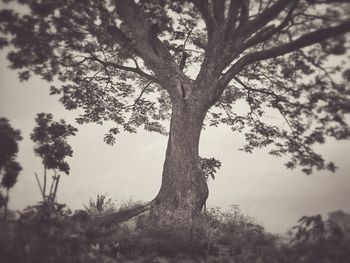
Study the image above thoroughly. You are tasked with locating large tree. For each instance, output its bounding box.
[0,0,350,214]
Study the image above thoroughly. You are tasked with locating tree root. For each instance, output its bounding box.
[90,202,152,228]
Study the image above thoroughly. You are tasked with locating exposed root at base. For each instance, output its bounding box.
[90,201,153,227]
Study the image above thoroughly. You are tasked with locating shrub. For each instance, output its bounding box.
[4,198,348,263]
[0,202,105,263]
[84,194,116,216]
[282,214,350,263]
[107,205,282,262]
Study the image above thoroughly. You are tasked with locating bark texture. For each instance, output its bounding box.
[154,81,211,213]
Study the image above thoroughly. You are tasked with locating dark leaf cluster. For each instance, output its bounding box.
[200,156,222,180]
[0,118,22,192]
[31,113,77,174]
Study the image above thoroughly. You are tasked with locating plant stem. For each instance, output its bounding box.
[34,172,45,201]
[43,166,47,203]
[53,173,60,201]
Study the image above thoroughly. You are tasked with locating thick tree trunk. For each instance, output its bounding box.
[153,95,209,213]
[92,84,213,228]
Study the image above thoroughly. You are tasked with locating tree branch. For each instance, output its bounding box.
[306,0,350,3]
[241,0,299,51]
[108,25,132,47]
[237,0,250,29]
[220,0,297,74]
[225,0,241,33]
[233,77,296,134]
[220,20,350,87]
[114,0,182,86]
[179,25,195,71]
[191,0,217,42]
[235,0,294,41]
[127,81,153,108]
[86,54,159,83]
[34,172,45,202]
[213,0,225,25]
[298,50,336,84]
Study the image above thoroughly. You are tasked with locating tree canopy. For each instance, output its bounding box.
[0,0,349,176]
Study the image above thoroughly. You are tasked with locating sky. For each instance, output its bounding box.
[1,49,350,234]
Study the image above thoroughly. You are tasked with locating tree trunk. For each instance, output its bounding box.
[153,94,209,214]
[4,188,9,220]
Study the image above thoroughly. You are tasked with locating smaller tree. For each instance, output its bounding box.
[0,117,22,219]
[31,113,77,208]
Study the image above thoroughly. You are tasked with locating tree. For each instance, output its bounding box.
[0,0,349,215]
[0,117,22,219]
[31,113,77,206]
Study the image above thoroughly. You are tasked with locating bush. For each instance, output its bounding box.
[0,201,114,263]
[2,197,348,263]
[281,214,350,263]
[0,203,283,262]
[107,205,282,262]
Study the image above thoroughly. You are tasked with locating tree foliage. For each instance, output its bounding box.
[0,0,349,174]
[0,117,22,216]
[30,113,77,210]
[31,113,77,175]
[284,213,350,263]
[200,157,222,180]
[0,118,22,193]
[0,117,22,169]
[1,160,21,189]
